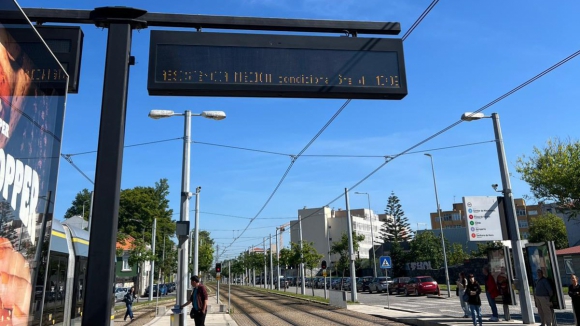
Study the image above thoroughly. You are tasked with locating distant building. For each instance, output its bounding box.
[116,236,152,296]
[429,199,543,240]
[290,206,384,270]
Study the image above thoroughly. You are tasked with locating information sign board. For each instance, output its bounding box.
[148,31,407,99]
[463,196,503,241]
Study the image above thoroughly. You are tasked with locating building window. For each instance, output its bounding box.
[517,209,526,216]
[521,232,529,239]
[518,220,528,228]
[452,213,461,221]
[122,255,131,271]
[528,210,538,216]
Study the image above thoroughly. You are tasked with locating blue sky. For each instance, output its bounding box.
[19,0,580,260]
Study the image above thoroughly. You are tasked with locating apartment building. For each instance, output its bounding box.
[289,206,384,268]
[429,199,543,240]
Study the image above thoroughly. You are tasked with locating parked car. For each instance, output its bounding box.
[360,276,374,292]
[404,276,440,296]
[144,284,167,297]
[388,277,410,294]
[167,282,176,293]
[368,277,391,293]
[114,287,128,301]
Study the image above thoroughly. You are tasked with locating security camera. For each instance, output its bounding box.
[492,184,499,191]
[196,186,201,193]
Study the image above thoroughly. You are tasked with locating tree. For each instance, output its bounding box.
[295,241,323,296]
[195,231,215,274]
[331,232,365,278]
[409,231,445,269]
[470,241,504,258]
[389,241,408,277]
[528,213,568,249]
[381,192,412,242]
[448,243,469,266]
[63,188,92,220]
[516,138,580,218]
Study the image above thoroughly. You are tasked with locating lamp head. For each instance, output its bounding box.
[461,112,486,121]
[201,111,226,120]
[148,109,175,119]
[424,153,432,157]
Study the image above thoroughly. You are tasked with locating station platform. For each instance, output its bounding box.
[144,301,527,326]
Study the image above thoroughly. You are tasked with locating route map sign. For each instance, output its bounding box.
[463,196,503,241]
[147,31,407,99]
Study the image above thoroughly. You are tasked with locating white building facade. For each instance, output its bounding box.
[290,207,384,270]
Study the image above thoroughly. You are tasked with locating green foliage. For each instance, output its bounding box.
[278,248,294,268]
[64,188,92,220]
[470,241,504,258]
[410,231,445,269]
[448,243,469,266]
[381,192,412,242]
[516,138,580,218]
[331,232,365,276]
[389,241,408,277]
[197,231,215,273]
[528,213,569,249]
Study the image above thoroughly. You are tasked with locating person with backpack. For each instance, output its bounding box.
[123,287,137,322]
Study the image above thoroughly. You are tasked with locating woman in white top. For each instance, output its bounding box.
[457,272,470,318]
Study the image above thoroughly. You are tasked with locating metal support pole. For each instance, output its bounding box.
[149,219,157,301]
[344,189,358,302]
[193,186,201,275]
[269,234,274,289]
[327,225,332,293]
[88,191,94,233]
[299,215,305,295]
[492,113,534,324]
[356,192,377,278]
[263,237,267,289]
[82,21,133,326]
[425,154,451,298]
[177,110,192,326]
[228,261,231,313]
[276,228,281,290]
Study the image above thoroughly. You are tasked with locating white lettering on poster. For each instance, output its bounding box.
[0,149,39,244]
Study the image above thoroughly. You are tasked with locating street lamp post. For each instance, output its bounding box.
[148,109,225,326]
[424,153,451,298]
[193,186,201,275]
[461,112,534,324]
[355,192,377,278]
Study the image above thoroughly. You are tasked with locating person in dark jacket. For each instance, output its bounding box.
[181,275,209,326]
[124,287,137,322]
[466,273,483,326]
[568,274,580,325]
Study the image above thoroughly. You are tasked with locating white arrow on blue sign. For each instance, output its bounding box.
[379,256,392,269]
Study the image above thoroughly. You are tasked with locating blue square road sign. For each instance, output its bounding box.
[379,256,392,269]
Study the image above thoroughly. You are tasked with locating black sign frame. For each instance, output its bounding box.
[147,31,407,100]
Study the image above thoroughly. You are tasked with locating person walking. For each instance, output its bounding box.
[181,275,209,326]
[457,272,470,318]
[465,273,483,326]
[483,265,500,321]
[123,287,137,322]
[535,269,554,326]
[568,274,580,325]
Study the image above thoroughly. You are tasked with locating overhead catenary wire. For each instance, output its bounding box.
[293,47,580,229]
[220,0,442,257]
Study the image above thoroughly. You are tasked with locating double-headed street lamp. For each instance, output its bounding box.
[461,112,534,324]
[354,192,377,278]
[424,153,451,298]
[148,109,225,326]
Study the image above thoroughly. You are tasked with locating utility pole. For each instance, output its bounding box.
[269,234,273,289]
[345,188,358,301]
[298,215,305,295]
[149,218,156,301]
[276,228,281,290]
[263,237,267,289]
[193,186,201,275]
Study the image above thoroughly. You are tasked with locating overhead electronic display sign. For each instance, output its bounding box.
[147,31,407,100]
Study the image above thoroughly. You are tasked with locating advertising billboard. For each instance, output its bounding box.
[0,0,68,324]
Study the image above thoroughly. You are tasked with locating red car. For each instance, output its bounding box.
[404,276,440,296]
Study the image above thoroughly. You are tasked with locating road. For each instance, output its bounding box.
[276,286,576,325]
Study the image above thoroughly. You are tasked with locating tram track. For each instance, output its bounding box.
[213,284,408,326]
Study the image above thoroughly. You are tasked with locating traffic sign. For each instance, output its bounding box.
[380,256,392,269]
